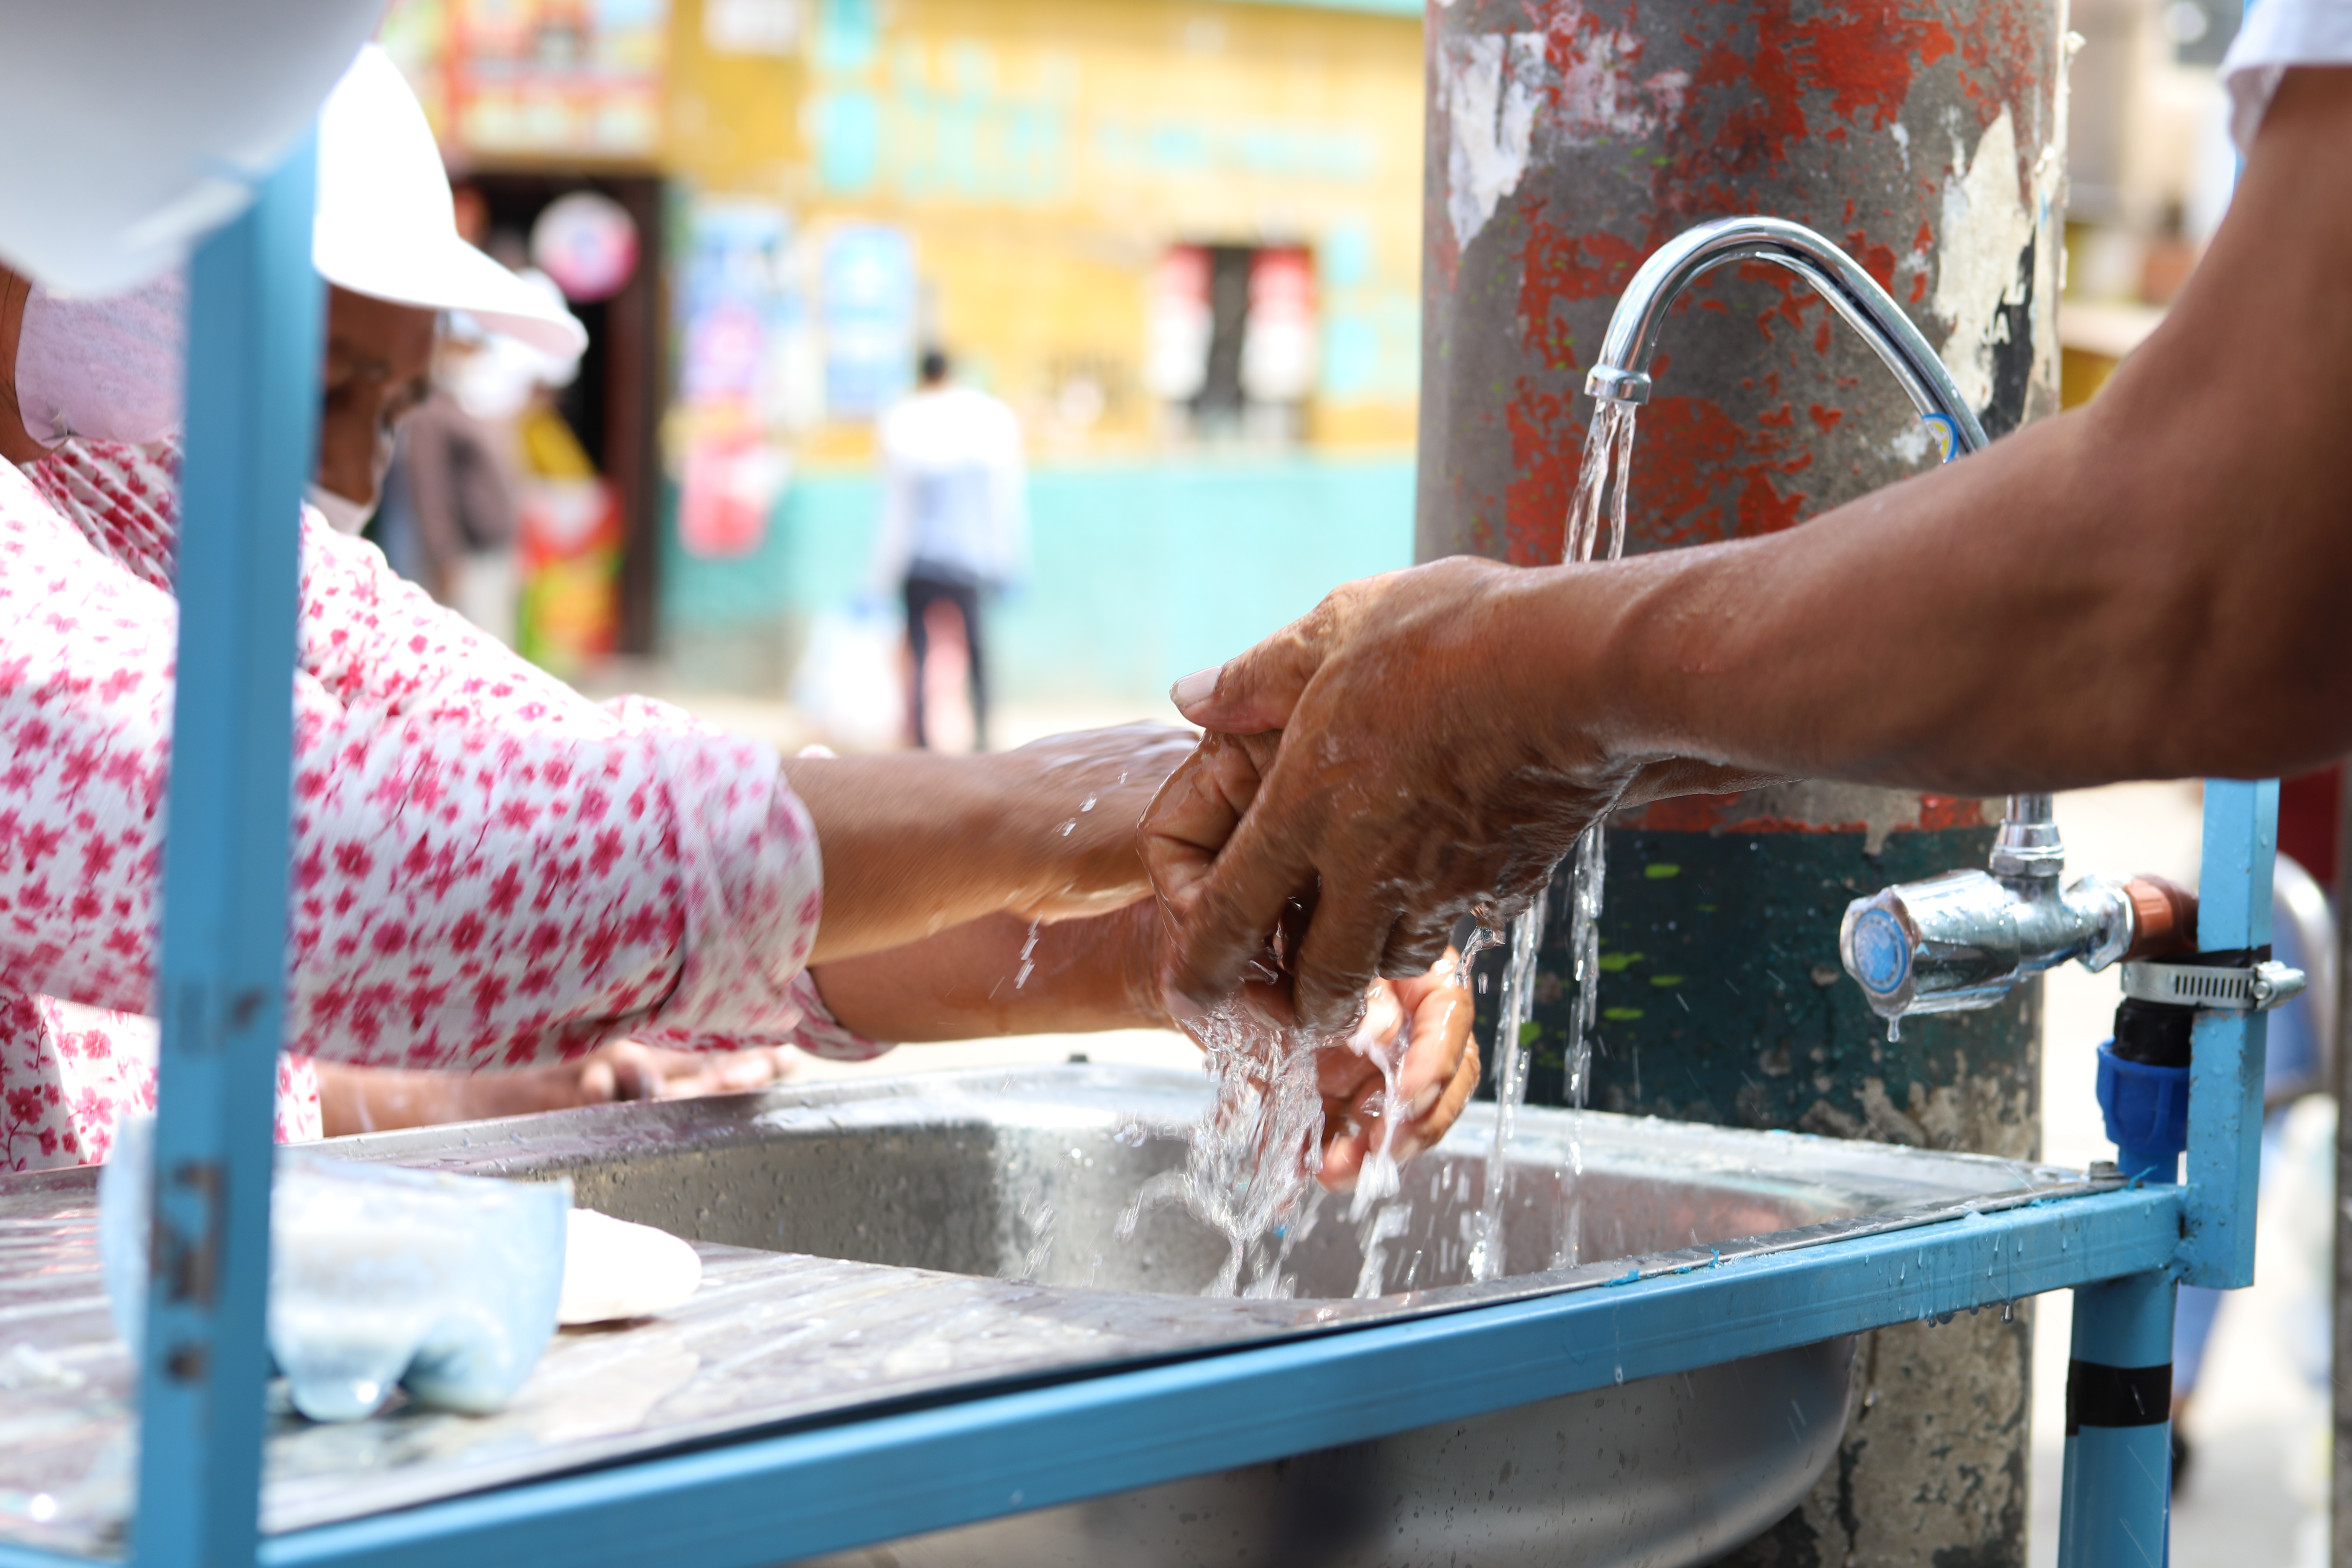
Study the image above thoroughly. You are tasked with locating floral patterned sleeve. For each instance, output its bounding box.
[0,441,887,1171]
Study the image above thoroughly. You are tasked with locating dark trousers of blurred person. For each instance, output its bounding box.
[905,573,987,752]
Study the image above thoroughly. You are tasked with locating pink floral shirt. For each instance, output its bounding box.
[0,439,885,1172]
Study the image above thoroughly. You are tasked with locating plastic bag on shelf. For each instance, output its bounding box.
[100,1117,569,1422]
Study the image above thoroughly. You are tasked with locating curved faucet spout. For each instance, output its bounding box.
[1582,215,1990,462]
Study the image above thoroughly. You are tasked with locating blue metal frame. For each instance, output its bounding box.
[271,1187,2184,1568]
[2182,778,2275,1289]
[28,130,2260,1568]
[133,141,322,1568]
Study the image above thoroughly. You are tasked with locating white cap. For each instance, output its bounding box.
[314,48,588,360]
[0,0,383,293]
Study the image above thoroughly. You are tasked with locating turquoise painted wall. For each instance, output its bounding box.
[663,457,1416,708]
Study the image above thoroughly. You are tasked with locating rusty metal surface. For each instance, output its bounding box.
[1418,0,2064,565]
[0,1067,2092,1562]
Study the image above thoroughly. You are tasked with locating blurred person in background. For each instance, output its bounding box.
[373,282,579,645]
[870,346,1026,752]
[374,331,524,642]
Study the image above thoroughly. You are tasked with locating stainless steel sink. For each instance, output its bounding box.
[299,1063,2075,1568]
[0,1065,2080,1565]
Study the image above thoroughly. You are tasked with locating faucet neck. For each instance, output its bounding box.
[1989,792,2063,882]
[1583,216,1990,461]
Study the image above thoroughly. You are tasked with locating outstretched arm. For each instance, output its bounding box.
[1150,67,2352,1029]
[812,903,1481,1190]
[786,724,1198,965]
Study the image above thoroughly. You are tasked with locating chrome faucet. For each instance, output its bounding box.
[1838,796,2141,1026]
[1583,214,1989,464]
[1581,216,2185,1029]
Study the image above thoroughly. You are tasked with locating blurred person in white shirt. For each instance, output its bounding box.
[869,348,1027,751]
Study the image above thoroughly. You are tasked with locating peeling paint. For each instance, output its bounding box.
[1538,3,1688,149]
[1931,109,2037,419]
[1619,782,1992,854]
[1439,33,1544,254]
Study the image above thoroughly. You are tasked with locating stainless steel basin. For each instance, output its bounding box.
[0,1065,2080,1565]
[306,1063,2074,1568]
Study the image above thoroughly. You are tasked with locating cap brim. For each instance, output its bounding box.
[317,229,588,360]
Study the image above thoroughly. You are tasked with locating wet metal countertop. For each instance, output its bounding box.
[0,1067,2112,1557]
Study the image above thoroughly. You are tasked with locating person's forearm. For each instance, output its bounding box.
[810,904,1164,1041]
[1545,69,2352,794]
[784,733,1181,966]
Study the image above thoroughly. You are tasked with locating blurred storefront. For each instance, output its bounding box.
[379,0,1424,710]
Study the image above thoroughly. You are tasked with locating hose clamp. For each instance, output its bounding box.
[2118,958,2307,1012]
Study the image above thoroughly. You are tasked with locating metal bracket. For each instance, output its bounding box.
[2118,958,2306,1012]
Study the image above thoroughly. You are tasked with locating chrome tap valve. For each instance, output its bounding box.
[1839,795,2145,1026]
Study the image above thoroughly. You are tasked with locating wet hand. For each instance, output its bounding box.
[1314,952,1478,1192]
[783,722,1197,964]
[1144,558,1776,1032]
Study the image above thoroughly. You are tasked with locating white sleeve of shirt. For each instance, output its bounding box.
[2221,0,2352,154]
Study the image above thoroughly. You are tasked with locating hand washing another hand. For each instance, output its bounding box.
[1140,561,1778,1034]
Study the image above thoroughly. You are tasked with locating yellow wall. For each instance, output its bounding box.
[666,0,1425,458]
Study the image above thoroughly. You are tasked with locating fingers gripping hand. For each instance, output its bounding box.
[1315,952,1479,1192]
[1139,730,1312,1011]
[1150,560,1619,1031]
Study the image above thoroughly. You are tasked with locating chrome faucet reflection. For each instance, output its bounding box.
[1582,214,1989,463]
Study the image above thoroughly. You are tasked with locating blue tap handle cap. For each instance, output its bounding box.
[1848,906,1911,995]
[2095,1040,2190,1184]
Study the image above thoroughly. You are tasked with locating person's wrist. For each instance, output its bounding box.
[965,749,1081,913]
[1500,556,1665,792]
[1116,900,1176,1028]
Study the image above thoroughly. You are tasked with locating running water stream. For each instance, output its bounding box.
[1122,402,1643,1297]
[1462,399,1638,1283]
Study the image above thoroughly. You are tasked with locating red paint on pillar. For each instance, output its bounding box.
[1502,386,1582,565]
[1519,211,1647,368]
[1619,792,1988,836]
[1792,3,1954,132]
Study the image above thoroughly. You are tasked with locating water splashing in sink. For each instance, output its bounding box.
[1139,405,1642,1295]
[1118,1000,1330,1298]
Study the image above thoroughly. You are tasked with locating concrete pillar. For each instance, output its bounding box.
[1418,0,2067,1560]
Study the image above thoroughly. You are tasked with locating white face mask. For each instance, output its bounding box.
[304,482,376,536]
[12,269,188,449]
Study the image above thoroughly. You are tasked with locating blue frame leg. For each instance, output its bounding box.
[2060,1279,2182,1568]
[2058,1271,2176,1567]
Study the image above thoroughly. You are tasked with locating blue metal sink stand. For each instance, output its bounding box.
[0,140,2261,1568]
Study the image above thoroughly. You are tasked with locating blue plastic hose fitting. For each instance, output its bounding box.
[2094,1044,2189,1184]
[2095,995,2195,1184]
